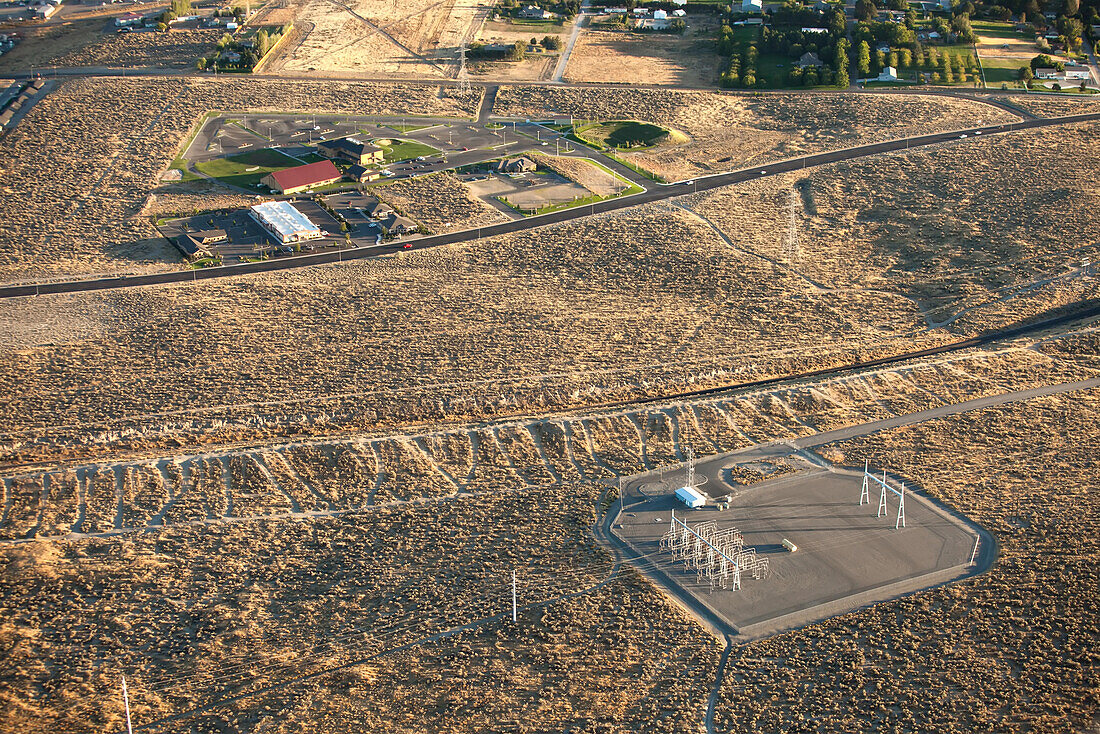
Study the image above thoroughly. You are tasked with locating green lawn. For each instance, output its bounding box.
[980,56,1028,84]
[971,20,1023,39]
[377,139,441,162]
[380,123,433,133]
[195,148,301,188]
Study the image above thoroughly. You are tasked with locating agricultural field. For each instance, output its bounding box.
[371,172,507,233]
[0,18,106,73]
[0,76,479,283]
[711,388,1100,732]
[496,86,1019,180]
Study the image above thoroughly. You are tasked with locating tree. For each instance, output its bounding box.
[541,35,562,50]
[855,0,877,21]
[1064,0,1079,15]
[951,13,975,43]
[857,39,871,75]
[256,29,271,56]
[836,67,850,87]
[986,4,1012,20]
[899,48,912,67]
[169,0,190,17]
[1018,65,1034,81]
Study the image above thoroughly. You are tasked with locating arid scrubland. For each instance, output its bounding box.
[999,94,1100,117]
[372,172,508,232]
[689,120,1100,330]
[3,146,1099,467]
[0,485,725,733]
[495,87,1020,180]
[1,338,1095,540]
[47,28,222,69]
[0,77,479,283]
[712,388,1100,733]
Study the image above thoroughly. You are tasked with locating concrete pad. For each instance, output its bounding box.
[610,452,989,640]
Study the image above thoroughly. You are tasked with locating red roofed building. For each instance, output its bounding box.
[261,159,342,195]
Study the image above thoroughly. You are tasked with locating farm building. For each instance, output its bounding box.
[878,66,898,81]
[517,4,554,19]
[1062,66,1091,80]
[317,136,384,166]
[742,0,762,12]
[496,156,537,174]
[250,201,324,245]
[260,160,341,194]
[115,12,143,26]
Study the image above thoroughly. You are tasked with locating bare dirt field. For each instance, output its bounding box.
[496,87,1020,180]
[266,0,464,77]
[372,172,508,232]
[564,27,721,87]
[713,387,1100,733]
[529,153,632,196]
[0,76,479,284]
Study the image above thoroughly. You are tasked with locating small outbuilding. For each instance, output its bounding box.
[675,486,707,509]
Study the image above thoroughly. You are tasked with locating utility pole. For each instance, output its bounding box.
[121,677,133,734]
[511,570,517,622]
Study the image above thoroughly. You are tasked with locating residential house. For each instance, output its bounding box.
[517,4,553,19]
[1034,67,1058,78]
[1062,65,1091,80]
[797,51,823,68]
[345,164,381,183]
[381,212,417,236]
[878,65,898,81]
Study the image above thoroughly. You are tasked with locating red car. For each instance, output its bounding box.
[402,243,413,249]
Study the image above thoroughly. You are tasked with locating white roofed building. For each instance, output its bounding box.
[250,201,323,245]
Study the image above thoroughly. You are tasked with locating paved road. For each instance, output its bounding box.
[3,110,1097,300]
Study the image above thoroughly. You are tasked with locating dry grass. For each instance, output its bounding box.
[496,87,1019,180]
[0,19,105,72]
[0,335,1094,534]
[713,388,1100,733]
[1,344,1098,731]
[0,76,479,283]
[564,26,721,87]
[372,172,507,233]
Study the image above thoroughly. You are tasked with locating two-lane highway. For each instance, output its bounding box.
[1,110,1097,299]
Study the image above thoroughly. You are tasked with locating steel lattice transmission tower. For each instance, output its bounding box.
[457,44,471,93]
[783,188,801,267]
